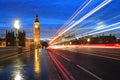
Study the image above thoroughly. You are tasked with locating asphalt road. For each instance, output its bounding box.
[47,47,120,80]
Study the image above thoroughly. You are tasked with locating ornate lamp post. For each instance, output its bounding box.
[14,19,20,46]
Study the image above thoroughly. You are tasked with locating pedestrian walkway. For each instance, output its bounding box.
[41,49,61,80]
[41,49,48,80]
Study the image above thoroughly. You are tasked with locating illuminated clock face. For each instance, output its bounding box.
[35,25,38,28]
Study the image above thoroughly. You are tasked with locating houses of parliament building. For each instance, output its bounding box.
[0,14,41,47]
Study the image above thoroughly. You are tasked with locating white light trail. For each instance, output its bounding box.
[60,0,112,36]
[66,0,92,23]
[49,0,112,45]
[52,22,120,45]
[57,21,75,35]
[49,21,75,44]
[54,0,92,36]
[87,24,120,36]
[78,22,120,37]
[76,22,120,38]
[96,22,106,29]
[50,0,92,44]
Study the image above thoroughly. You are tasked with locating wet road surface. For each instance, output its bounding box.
[47,47,120,80]
[0,47,120,80]
[0,48,42,80]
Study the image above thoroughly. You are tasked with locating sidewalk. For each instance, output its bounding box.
[0,47,30,61]
[41,49,61,80]
[0,47,18,59]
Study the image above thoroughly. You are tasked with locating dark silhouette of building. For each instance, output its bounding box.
[41,41,48,48]
[90,34,116,44]
[57,34,117,45]
[117,39,120,43]
[6,30,26,46]
[18,31,26,46]
[6,30,14,46]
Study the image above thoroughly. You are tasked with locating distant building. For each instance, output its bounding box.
[117,39,120,43]
[25,39,34,47]
[90,34,116,44]
[41,41,48,48]
[0,38,6,47]
[57,34,117,45]
[0,34,6,47]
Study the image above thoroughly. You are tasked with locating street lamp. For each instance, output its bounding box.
[87,38,91,43]
[70,41,72,45]
[14,19,20,46]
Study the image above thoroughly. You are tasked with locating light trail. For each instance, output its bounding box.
[88,25,120,36]
[49,0,112,45]
[61,27,119,44]
[65,24,120,42]
[57,21,75,35]
[48,44,120,49]
[54,0,92,36]
[73,14,120,36]
[49,0,112,44]
[53,22,120,45]
[77,22,120,38]
[73,14,120,38]
[77,22,120,37]
[49,0,92,44]
[62,0,92,25]
[59,0,112,37]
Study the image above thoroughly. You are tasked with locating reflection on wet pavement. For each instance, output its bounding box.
[34,48,41,80]
[11,59,25,80]
[0,48,42,80]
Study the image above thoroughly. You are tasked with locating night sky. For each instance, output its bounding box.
[0,0,120,40]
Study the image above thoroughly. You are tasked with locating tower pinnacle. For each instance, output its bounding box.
[35,14,39,22]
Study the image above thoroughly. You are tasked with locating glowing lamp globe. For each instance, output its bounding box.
[14,20,20,30]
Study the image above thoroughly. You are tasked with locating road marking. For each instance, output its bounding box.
[76,65,103,80]
[68,48,120,61]
[84,52,120,61]
[0,48,17,51]
[61,48,120,61]
[0,54,20,61]
[0,52,18,59]
[54,52,71,62]
[66,48,120,61]
[62,56,71,62]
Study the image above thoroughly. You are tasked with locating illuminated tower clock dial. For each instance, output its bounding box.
[35,25,38,28]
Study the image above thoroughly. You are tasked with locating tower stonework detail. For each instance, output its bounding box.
[34,14,40,46]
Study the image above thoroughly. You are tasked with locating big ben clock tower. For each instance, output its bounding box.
[34,14,40,46]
